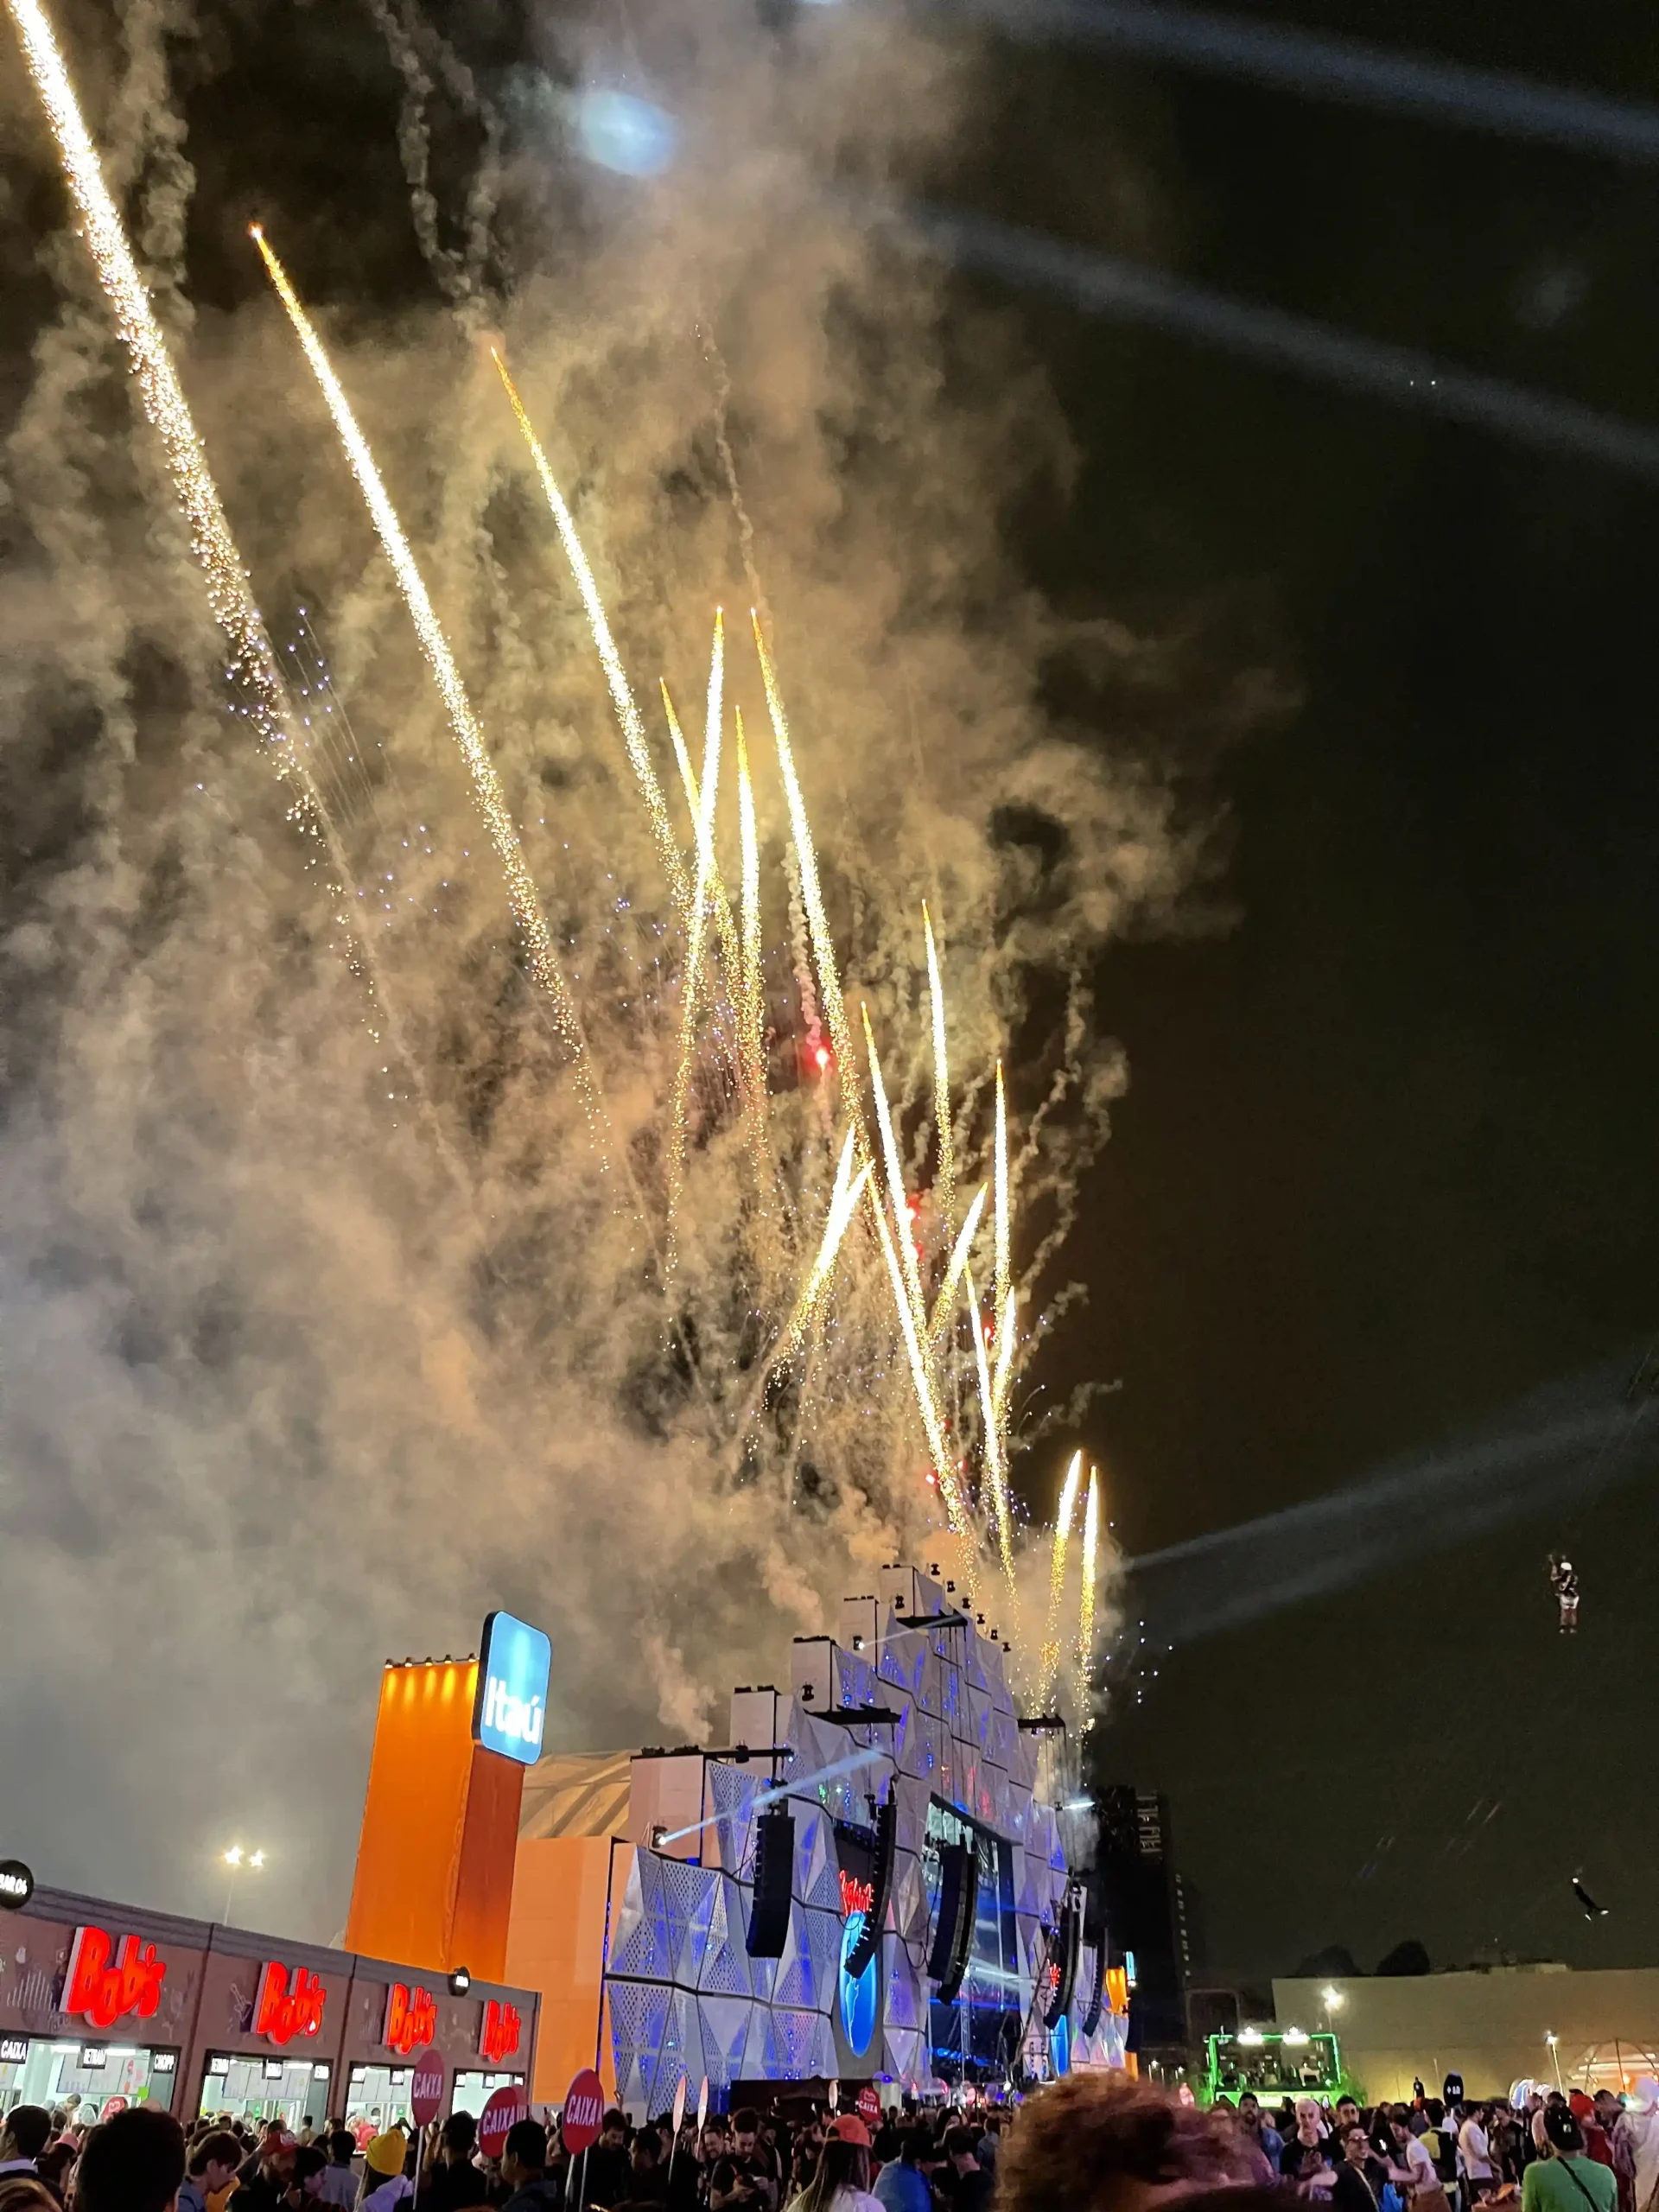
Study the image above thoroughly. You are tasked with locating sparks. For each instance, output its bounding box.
[1076,1462,1101,1713]
[966,1267,1015,1588]
[1040,1448,1085,1700]
[923,902,956,1236]
[665,610,725,1260]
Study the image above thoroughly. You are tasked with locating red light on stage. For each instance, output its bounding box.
[254,1961,327,2045]
[838,1871,874,1921]
[383,1980,438,2055]
[62,1929,166,2031]
[480,1998,522,2063]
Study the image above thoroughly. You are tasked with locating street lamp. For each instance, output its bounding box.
[1546,2033,1564,2093]
[222,1846,266,1923]
[1322,1987,1345,2012]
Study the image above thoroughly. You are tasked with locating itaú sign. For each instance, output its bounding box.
[254,1962,327,2045]
[471,1611,550,1767]
[62,1928,167,2031]
[383,1981,438,2056]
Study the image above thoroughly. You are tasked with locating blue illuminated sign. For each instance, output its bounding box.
[472,1610,550,1766]
[838,1912,878,2057]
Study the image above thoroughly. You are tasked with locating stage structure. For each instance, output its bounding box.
[504,1565,1128,2110]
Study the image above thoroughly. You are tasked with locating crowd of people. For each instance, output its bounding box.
[1,2069,1656,2212]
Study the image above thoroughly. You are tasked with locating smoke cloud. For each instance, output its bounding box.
[0,0,1230,1938]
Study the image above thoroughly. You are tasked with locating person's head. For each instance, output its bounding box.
[502,2121,547,2191]
[1425,2101,1444,2129]
[795,2137,870,2212]
[699,2126,725,2162]
[363,2133,406,2187]
[327,2133,355,2170]
[38,2145,77,2196]
[1542,2109,1585,2160]
[732,2112,760,2159]
[997,2075,1251,2212]
[944,2128,979,2174]
[1335,2100,1359,2130]
[601,2113,627,2152]
[441,2116,476,2166]
[1,2111,52,2169]
[1237,2096,1259,2119]
[1341,2129,1369,2168]
[188,2131,245,2196]
[1389,2116,1412,2147]
[75,2110,188,2212]
[290,2150,328,2202]
[264,2135,299,2184]
[0,2177,60,2212]
[1294,2100,1322,2145]
[1594,2094,1621,2124]
[630,2131,661,2176]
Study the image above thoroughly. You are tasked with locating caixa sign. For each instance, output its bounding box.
[383,1981,437,2056]
[62,1928,167,2031]
[480,1999,521,2064]
[254,1962,327,2045]
[471,1611,550,1768]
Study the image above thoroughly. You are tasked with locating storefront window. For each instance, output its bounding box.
[345,2064,413,2138]
[0,2038,177,2116]
[450,2072,524,2118]
[199,2055,331,2129]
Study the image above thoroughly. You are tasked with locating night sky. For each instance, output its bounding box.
[5,0,1659,1976]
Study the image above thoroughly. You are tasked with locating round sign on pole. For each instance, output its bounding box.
[855,2085,880,2124]
[0,1861,34,1912]
[410,2053,448,2130]
[561,2069,606,2157]
[671,2075,688,2133]
[827,2080,839,2113]
[479,2084,531,2160]
[696,2077,709,2133]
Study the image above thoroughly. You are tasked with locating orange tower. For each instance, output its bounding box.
[345,1655,527,1982]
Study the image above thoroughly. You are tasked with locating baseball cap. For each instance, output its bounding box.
[829,2117,871,2147]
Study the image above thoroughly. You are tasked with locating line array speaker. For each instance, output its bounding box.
[746,1808,795,1958]
[927,1839,979,2003]
[844,1794,897,1982]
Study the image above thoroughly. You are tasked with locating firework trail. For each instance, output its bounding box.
[924,902,956,1235]
[493,353,690,924]
[863,1006,929,1334]
[660,679,738,987]
[1076,1461,1101,1715]
[753,613,859,1121]
[931,1184,988,1337]
[665,611,725,1262]
[873,1198,969,1533]
[0,0,481,1182]
[1040,1447,1085,1700]
[994,1059,1012,1353]
[254,232,611,1155]
[735,712,769,1124]
[966,1266,1016,1588]
[774,1132,871,1363]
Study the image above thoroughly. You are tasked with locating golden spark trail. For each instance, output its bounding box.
[1040,1447,1084,1701]
[994,1058,1011,1352]
[493,353,689,924]
[254,232,609,1152]
[874,1199,969,1533]
[863,1007,928,1330]
[924,903,955,1234]
[661,679,737,988]
[1076,1462,1101,1714]
[751,612,860,1124]
[777,1132,869,1358]
[737,713,766,1107]
[966,1266,1016,1588]
[664,610,724,1258]
[930,1185,988,1338]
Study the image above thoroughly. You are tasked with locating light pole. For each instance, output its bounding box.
[1547,2033,1564,2093]
[222,1846,266,1923]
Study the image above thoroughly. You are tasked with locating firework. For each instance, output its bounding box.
[873,1199,969,1533]
[493,352,690,925]
[752,613,860,1124]
[254,232,610,1154]
[660,680,739,990]
[1076,1461,1100,1714]
[966,1267,1015,1588]
[862,1006,928,1333]
[994,1058,1011,1361]
[735,710,769,1129]
[1039,1447,1084,1700]
[665,611,725,1259]
[775,1130,871,1360]
[923,902,955,1233]
[931,1184,988,1338]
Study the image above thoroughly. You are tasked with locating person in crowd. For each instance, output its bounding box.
[582,2115,632,2212]
[1332,2107,1359,2145]
[998,2071,1256,2212]
[1330,2126,1388,2212]
[971,2120,1000,2184]
[179,2132,244,2212]
[361,2133,412,2212]
[1522,2105,1617,2212]
[1459,2107,1496,2208]
[240,2128,290,2191]
[1236,2098,1281,2177]
[496,2122,555,2212]
[73,2110,188,2212]
[938,2132,988,2212]
[0,2177,60,2212]
[781,2120,881,2212]
[871,2130,930,2212]
[420,2117,487,2212]
[1,2109,53,2179]
[236,2133,299,2212]
[710,2115,776,2212]
[1385,2107,1448,2212]
[616,2127,667,2212]
[315,2133,358,2212]
[284,2150,328,2211]
[1282,2101,1338,2191]
[1586,2101,1620,2177]
[36,2142,77,2208]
